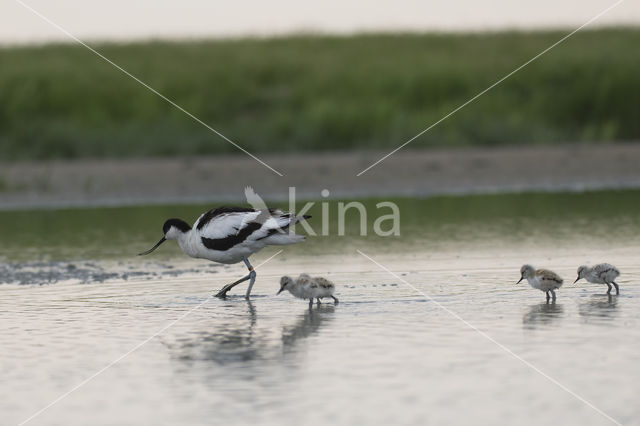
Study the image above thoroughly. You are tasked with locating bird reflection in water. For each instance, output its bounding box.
[165,301,264,365]
[282,304,335,354]
[578,294,618,321]
[163,301,335,366]
[522,302,564,329]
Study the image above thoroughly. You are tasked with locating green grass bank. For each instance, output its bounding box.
[1,28,639,160]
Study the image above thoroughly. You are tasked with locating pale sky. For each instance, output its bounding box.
[2,0,639,45]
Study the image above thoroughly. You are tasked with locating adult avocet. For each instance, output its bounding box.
[574,263,620,295]
[139,206,311,299]
[517,265,564,301]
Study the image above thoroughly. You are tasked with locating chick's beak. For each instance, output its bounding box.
[138,237,166,256]
[276,287,284,295]
[573,277,580,284]
[516,276,524,284]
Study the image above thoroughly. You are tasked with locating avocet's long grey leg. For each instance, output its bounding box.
[215,273,251,298]
[215,258,256,299]
[243,258,257,299]
[606,283,612,295]
[331,295,339,304]
[612,282,620,295]
[309,299,313,308]
[550,289,556,301]
[545,291,550,302]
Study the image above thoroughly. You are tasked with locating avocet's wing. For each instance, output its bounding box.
[245,186,268,211]
[245,186,282,227]
[194,207,259,239]
[314,277,335,289]
[196,206,308,251]
[536,269,563,284]
[593,263,620,279]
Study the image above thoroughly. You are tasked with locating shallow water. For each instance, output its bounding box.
[1,192,640,425]
[2,249,639,426]
[3,190,640,262]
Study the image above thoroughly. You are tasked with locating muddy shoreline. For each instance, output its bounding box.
[2,143,640,209]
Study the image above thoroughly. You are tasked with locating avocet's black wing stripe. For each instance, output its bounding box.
[255,213,312,240]
[201,222,262,251]
[198,211,262,239]
[256,227,284,241]
[196,207,256,230]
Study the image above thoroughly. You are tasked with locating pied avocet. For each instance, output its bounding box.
[139,206,310,299]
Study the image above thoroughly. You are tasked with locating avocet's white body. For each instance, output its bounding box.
[169,208,306,264]
[140,206,310,299]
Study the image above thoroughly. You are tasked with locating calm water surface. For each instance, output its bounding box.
[1,193,639,425]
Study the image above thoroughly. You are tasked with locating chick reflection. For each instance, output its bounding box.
[164,301,335,366]
[579,294,618,320]
[282,305,336,353]
[522,302,564,329]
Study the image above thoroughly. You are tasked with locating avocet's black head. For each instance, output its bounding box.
[162,218,192,237]
[138,219,192,256]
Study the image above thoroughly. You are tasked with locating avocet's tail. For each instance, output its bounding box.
[292,214,312,224]
[264,232,306,245]
[261,213,311,246]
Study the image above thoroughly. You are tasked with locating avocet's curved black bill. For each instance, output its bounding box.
[138,237,166,256]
